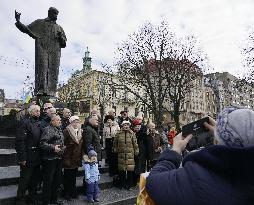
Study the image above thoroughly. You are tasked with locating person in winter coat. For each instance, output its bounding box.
[146,122,165,169]
[40,107,56,130]
[61,108,71,130]
[15,105,42,205]
[113,121,139,190]
[82,149,100,203]
[62,116,83,201]
[168,127,177,147]
[40,114,64,205]
[117,110,132,127]
[103,115,120,176]
[82,117,102,161]
[132,119,147,184]
[146,107,254,205]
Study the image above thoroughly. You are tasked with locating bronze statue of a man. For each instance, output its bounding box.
[15,7,67,97]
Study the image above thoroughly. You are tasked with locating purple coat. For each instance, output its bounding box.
[146,145,254,205]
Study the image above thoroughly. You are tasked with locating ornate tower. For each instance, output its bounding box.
[83,47,92,71]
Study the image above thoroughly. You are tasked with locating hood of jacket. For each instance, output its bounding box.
[183,145,254,184]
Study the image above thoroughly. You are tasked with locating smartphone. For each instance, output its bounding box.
[182,117,213,151]
[182,117,209,137]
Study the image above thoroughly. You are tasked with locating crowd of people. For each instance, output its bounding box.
[15,101,254,205]
[15,103,168,205]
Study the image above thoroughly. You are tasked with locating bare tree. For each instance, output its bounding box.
[242,28,254,84]
[162,35,209,131]
[108,22,210,131]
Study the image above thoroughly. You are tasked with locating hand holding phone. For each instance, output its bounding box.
[203,117,216,133]
[172,133,192,154]
[182,117,214,151]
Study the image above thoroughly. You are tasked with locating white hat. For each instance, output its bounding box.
[69,116,80,123]
[121,120,131,125]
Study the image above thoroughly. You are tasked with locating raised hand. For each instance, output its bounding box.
[15,10,21,22]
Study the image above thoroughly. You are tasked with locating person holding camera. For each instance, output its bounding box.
[146,107,254,205]
[40,114,65,205]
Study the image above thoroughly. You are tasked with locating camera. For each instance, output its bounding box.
[182,117,214,151]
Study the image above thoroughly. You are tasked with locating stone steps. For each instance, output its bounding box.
[0,173,113,205]
[0,137,138,205]
[0,137,15,149]
[0,165,109,187]
[0,149,17,167]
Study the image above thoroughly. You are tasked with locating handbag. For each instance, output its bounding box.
[136,172,155,205]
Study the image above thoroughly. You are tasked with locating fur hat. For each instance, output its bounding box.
[88,150,97,159]
[69,116,80,123]
[215,107,254,147]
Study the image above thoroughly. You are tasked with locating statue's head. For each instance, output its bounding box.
[48,7,59,21]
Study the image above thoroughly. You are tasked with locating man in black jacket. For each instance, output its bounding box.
[40,114,64,205]
[82,117,102,161]
[15,105,42,205]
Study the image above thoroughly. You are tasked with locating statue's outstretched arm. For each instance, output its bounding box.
[15,10,37,39]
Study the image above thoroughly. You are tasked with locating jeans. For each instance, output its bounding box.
[86,181,100,200]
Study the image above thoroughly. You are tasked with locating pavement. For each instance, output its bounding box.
[61,187,138,205]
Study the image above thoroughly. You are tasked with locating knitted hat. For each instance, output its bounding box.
[215,107,254,147]
[132,119,141,126]
[88,150,97,159]
[121,120,131,125]
[69,116,80,123]
[104,115,115,123]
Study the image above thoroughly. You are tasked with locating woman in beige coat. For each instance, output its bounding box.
[63,116,83,201]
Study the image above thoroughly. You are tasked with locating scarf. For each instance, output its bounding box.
[66,125,82,144]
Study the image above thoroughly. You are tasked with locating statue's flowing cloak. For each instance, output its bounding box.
[28,18,66,96]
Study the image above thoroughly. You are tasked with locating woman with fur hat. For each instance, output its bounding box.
[62,116,83,201]
[103,115,120,176]
[146,107,254,205]
[113,120,139,190]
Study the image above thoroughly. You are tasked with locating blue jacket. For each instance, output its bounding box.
[83,161,100,183]
[146,146,254,205]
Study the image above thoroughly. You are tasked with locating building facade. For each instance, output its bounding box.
[58,49,253,127]
[57,49,143,120]
[0,89,4,116]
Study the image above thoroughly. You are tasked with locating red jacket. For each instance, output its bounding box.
[168,130,177,145]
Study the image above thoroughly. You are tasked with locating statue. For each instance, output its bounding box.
[15,7,67,97]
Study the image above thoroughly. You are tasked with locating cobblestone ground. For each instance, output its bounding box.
[62,187,138,205]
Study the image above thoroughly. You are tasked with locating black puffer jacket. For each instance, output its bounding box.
[15,116,42,166]
[40,125,64,160]
[82,124,102,160]
[40,116,51,130]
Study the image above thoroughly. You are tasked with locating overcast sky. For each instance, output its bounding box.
[1,0,254,99]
